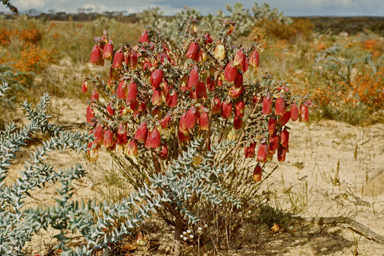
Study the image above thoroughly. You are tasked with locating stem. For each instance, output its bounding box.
[174,217,185,256]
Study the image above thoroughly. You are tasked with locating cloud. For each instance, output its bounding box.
[14,0,46,9]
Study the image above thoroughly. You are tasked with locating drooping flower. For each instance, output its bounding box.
[91,89,99,102]
[93,125,104,145]
[280,130,289,148]
[126,81,137,103]
[212,97,221,114]
[161,115,171,129]
[234,72,243,88]
[152,89,162,106]
[186,42,199,60]
[300,104,309,122]
[257,143,268,163]
[221,99,232,119]
[166,88,178,107]
[104,129,115,149]
[150,69,164,89]
[81,79,88,93]
[277,145,287,162]
[262,95,272,115]
[214,44,225,60]
[111,48,123,69]
[196,81,207,99]
[145,127,161,148]
[134,122,148,142]
[253,164,262,182]
[124,140,138,158]
[290,102,299,121]
[102,40,113,60]
[90,44,104,66]
[233,49,245,69]
[188,66,199,89]
[244,143,256,158]
[160,144,168,160]
[224,61,238,82]
[184,107,197,129]
[199,111,209,130]
[269,133,279,152]
[86,106,94,123]
[229,86,244,99]
[116,80,127,99]
[249,49,259,68]
[235,100,245,117]
[234,116,242,130]
[139,29,149,43]
[268,117,277,135]
[279,111,290,126]
[275,97,285,116]
[116,125,127,145]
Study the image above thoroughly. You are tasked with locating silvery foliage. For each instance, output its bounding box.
[145,3,292,41]
[0,84,240,254]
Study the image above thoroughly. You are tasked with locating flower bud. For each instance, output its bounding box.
[234,116,242,130]
[257,143,268,163]
[290,102,299,121]
[214,44,225,60]
[275,97,285,116]
[280,130,289,148]
[86,106,94,123]
[253,164,262,182]
[212,97,221,114]
[103,40,113,60]
[90,44,104,66]
[81,79,88,93]
[262,95,272,115]
[249,49,259,68]
[134,122,148,142]
[268,117,276,135]
[151,69,164,89]
[139,29,149,43]
[235,100,245,117]
[186,42,199,60]
[224,61,238,82]
[145,127,161,148]
[160,144,168,160]
[112,48,123,69]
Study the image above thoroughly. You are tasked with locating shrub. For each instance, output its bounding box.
[84,18,311,254]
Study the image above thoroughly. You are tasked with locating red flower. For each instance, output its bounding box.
[212,97,221,114]
[161,115,171,129]
[103,41,113,60]
[275,97,285,116]
[128,50,138,69]
[279,111,290,126]
[152,89,162,106]
[199,111,209,130]
[178,130,191,142]
[233,49,245,70]
[86,106,94,123]
[110,66,119,81]
[91,89,99,102]
[257,143,268,163]
[234,72,243,88]
[224,61,238,82]
[139,29,149,43]
[125,140,138,157]
[196,81,207,99]
[112,48,123,69]
[186,42,199,60]
[242,56,249,73]
[249,49,259,68]
[143,61,152,71]
[207,77,215,91]
[244,143,256,158]
[116,125,127,145]
[184,107,197,129]
[280,130,289,148]
[262,95,272,115]
[126,81,137,103]
[300,105,309,122]
[229,86,244,99]
[268,117,277,135]
[290,102,299,121]
[166,88,178,107]
[160,144,168,160]
[188,66,199,89]
[145,127,161,148]
[93,125,104,145]
[277,145,287,162]
[90,44,104,66]
[134,122,148,142]
[234,116,242,130]
[150,69,164,89]
[269,133,279,152]
[104,129,115,149]
[221,99,232,119]
[81,79,88,93]
[106,103,115,117]
[116,80,127,99]
[253,164,262,182]
[235,100,245,117]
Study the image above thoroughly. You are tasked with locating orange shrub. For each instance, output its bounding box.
[361,39,384,57]
[353,68,384,111]
[13,44,56,73]
[0,28,43,46]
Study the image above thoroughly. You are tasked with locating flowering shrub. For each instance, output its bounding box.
[85,19,311,253]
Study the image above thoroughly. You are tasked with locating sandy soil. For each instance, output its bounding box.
[8,95,384,255]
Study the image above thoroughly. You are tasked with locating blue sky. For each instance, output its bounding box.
[1,0,384,16]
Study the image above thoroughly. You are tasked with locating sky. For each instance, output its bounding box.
[1,0,384,16]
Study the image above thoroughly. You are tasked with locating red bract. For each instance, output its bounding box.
[103,41,113,60]
[112,48,123,69]
[268,117,276,135]
[93,125,104,145]
[81,79,88,93]
[279,111,290,126]
[116,80,127,99]
[134,122,148,142]
[290,102,299,121]
[249,49,259,68]
[253,164,262,182]
[221,100,232,119]
[280,130,289,148]
[257,143,268,163]
[125,140,138,157]
[166,89,178,107]
[128,50,138,69]
[143,61,152,71]
[300,105,309,122]
[91,89,99,102]
[104,129,114,149]
[196,81,207,99]
[242,56,249,73]
[151,69,164,89]
[229,86,244,99]
[106,103,115,117]
[262,95,272,115]
[269,133,279,152]
[235,100,245,117]
[152,89,162,106]
[234,72,243,88]
[233,49,245,70]
[186,42,199,60]
[275,97,285,116]
[212,97,221,114]
[277,145,287,162]
[116,128,127,145]
[234,116,242,130]
[139,29,149,43]
[188,67,199,89]
[126,82,137,103]
[90,44,104,66]
[145,127,161,148]
[199,111,209,130]
[184,107,197,129]
[207,77,215,91]
[224,61,238,82]
[160,144,168,160]
[161,115,171,129]
[244,143,256,158]
[86,106,95,123]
